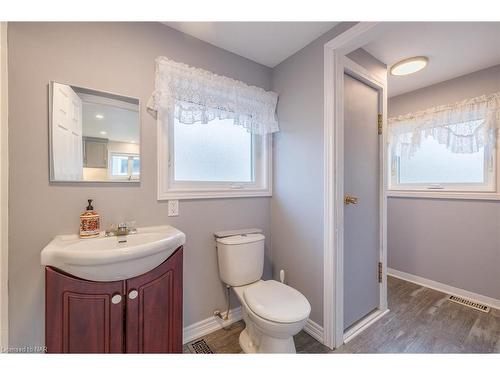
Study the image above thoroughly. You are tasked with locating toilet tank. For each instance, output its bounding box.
[216,233,265,287]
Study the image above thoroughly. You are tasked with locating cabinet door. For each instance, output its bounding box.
[125,247,183,353]
[84,138,108,168]
[45,267,125,353]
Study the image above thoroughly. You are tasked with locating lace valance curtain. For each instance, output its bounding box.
[147,57,279,135]
[388,92,500,158]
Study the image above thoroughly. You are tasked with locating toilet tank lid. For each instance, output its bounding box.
[214,228,262,238]
[216,233,265,245]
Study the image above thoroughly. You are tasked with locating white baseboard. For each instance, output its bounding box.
[183,307,243,344]
[303,319,324,344]
[388,268,500,310]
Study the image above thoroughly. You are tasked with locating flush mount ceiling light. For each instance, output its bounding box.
[100,131,107,135]
[390,56,428,76]
[95,114,104,119]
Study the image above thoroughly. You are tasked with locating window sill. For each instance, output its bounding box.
[387,190,500,201]
[158,189,272,200]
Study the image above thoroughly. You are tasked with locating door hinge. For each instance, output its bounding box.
[378,262,383,283]
[377,114,383,135]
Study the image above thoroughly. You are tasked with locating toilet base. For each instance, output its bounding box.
[239,326,297,354]
[239,328,257,353]
[232,280,308,354]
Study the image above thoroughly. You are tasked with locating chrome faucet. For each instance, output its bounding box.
[116,223,130,236]
[105,221,137,237]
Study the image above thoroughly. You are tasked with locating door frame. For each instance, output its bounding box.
[323,22,389,349]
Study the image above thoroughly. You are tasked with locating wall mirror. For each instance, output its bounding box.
[49,82,140,182]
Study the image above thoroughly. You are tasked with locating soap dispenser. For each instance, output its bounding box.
[80,199,100,238]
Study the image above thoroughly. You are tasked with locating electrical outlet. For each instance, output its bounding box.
[167,200,179,217]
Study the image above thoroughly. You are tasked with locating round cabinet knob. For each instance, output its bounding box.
[111,294,122,304]
[128,289,138,300]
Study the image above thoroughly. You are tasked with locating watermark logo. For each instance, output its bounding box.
[1,345,47,353]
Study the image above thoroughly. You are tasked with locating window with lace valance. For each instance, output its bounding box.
[148,57,279,200]
[388,92,500,192]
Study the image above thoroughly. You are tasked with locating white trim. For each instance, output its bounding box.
[387,190,500,201]
[343,308,390,344]
[388,268,500,311]
[159,189,272,201]
[0,22,8,350]
[183,307,243,344]
[303,319,324,344]
[323,22,381,52]
[323,22,388,350]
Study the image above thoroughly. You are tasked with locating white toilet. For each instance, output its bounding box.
[215,232,311,353]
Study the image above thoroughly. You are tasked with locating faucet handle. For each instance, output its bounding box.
[118,222,128,229]
[104,224,117,237]
[125,221,137,234]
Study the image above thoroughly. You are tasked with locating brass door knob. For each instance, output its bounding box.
[344,194,358,205]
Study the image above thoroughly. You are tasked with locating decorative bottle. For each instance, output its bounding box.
[80,199,100,238]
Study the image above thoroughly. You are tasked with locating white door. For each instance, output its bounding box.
[343,73,380,330]
[52,82,83,181]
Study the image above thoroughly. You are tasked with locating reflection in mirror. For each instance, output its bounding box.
[50,82,140,182]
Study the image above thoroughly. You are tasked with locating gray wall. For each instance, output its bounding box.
[8,22,273,348]
[347,48,387,81]
[270,23,377,326]
[388,64,500,300]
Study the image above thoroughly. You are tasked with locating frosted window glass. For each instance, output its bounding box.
[174,118,253,182]
[398,135,485,184]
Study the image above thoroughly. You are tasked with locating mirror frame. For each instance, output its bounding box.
[48,81,142,183]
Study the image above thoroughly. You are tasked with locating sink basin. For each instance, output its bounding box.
[41,225,186,281]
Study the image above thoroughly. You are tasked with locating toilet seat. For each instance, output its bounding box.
[243,280,311,323]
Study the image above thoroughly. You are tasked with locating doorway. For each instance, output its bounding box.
[323,22,389,350]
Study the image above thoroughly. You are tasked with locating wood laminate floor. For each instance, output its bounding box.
[184,276,500,354]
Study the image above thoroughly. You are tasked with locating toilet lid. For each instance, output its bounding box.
[243,280,311,323]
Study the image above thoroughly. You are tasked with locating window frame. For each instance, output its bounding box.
[157,113,272,200]
[388,128,499,198]
[108,152,140,181]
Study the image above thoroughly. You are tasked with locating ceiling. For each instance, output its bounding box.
[363,22,500,97]
[81,101,140,143]
[164,22,337,67]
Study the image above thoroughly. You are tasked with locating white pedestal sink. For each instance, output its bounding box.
[41,225,186,281]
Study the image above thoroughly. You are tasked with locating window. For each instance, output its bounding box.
[150,58,277,200]
[109,153,140,180]
[390,132,494,191]
[159,114,271,199]
[173,118,253,183]
[388,92,500,194]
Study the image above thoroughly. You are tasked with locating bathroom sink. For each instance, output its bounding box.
[41,225,186,282]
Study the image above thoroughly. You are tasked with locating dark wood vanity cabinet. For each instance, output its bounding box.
[45,247,183,353]
[125,247,183,353]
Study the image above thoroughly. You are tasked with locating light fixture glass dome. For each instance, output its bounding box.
[390,56,428,76]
